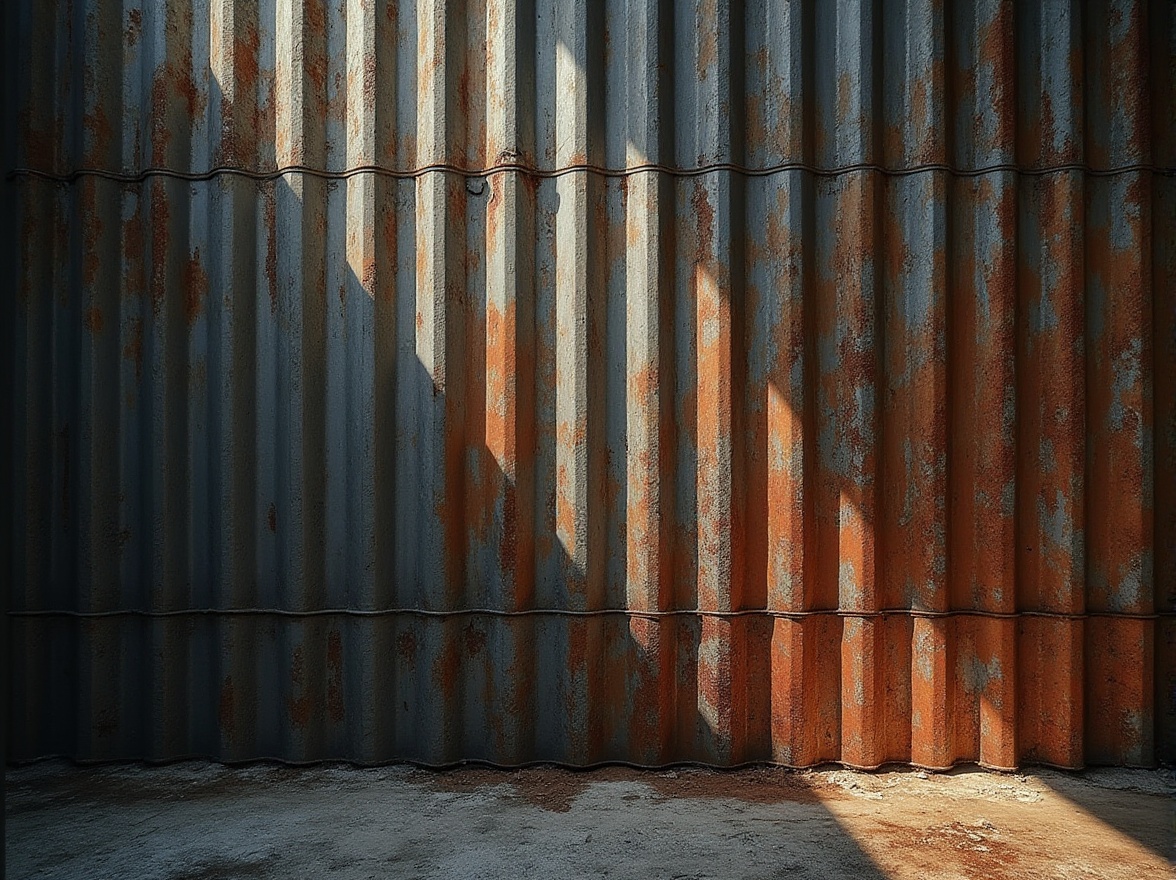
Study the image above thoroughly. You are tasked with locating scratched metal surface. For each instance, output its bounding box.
[6,0,1174,769]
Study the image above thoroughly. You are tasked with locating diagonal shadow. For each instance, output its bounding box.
[253,160,894,878]
[1035,769,1175,861]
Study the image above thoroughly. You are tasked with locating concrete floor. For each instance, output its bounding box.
[6,761,1174,879]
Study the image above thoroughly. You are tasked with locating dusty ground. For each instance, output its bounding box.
[6,760,1174,879]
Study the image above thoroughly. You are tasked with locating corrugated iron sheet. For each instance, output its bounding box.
[5,0,1174,769]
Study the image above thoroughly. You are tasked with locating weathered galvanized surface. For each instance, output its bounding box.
[6,0,1174,769]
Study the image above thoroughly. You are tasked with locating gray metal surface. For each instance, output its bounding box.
[6,0,1175,768]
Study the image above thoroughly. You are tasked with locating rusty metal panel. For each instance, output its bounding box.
[5,0,1173,769]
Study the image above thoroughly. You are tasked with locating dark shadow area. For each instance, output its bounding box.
[1035,767,1176,861]
[5,761,889,880]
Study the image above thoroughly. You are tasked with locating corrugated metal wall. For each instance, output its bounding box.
[5,0,1174,769]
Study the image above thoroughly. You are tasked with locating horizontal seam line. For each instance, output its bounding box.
[5,160,1173,185]
[10,755,1109,773]
[7,608,1168,620]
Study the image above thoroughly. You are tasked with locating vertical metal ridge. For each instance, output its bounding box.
[687,0,746,766]
[1085,0,1149,169]
[945,0,1019,774]
[77,7,124,644]
[410,0,463,763]
[547,0,608,762]
[1016,1,1084,169]
[1081,0,1155,768]
[624,0,676,764]
[821,0,885,769]
[271,0,333,760]
[1154,0,1176,765]
[470,0,534,765]
[1014,0,1088,769]
[947,1,1017,618]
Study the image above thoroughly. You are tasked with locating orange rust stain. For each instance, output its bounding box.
[691,183,715,256]
[696,0,718,79]
[184,248,208,326]
[361,256,377,300]
[1017,618,1084,765]
[485,181,502,247]
[176,66,206,122]
[1086,618,1150,761]
[879,184,947,611]
[1017,175,1084,613]
[978,5,1015,143]
[455,57,487,167]
[219,24,262,166]
[911,74,937,162]
[949,176,1016,613]
[149,185,170,316]
[414,205,430,284]
[218,676,235,739]
[555,463,577,550]
[759,190,807,612]
[83,307,104,334]
[362,53,378,111]
[304,0,328,98]
[83,104,114,166]
[749,53,799,161]
[149,5,207,166]
[1084,175,1148,614]
[484,300,513,445]
[836,72,852,124]
[234,25,261,101]
[625,197,642,250]
[564,622,590,750]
